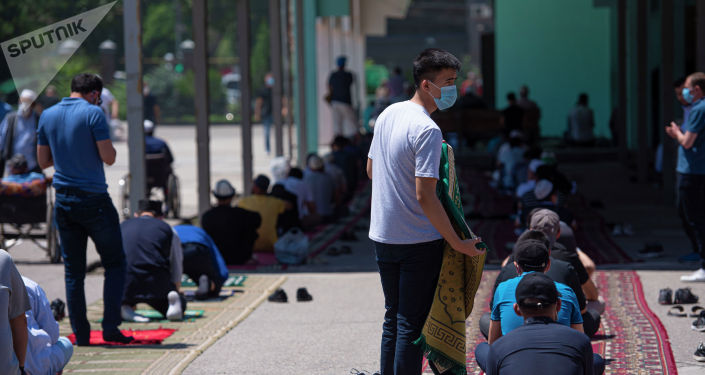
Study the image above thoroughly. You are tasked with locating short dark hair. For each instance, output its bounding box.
[517,229,550,250]
[674,76,686,88]
[71,73,103,94]
[412,48,461,88]
[507,92,517,102]
[288,167,303,179]
[578,93,589,105]
[688,72,705,93]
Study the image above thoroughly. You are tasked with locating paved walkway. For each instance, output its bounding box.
[9,126,705,373]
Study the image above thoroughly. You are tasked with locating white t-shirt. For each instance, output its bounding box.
[368,100,443,244]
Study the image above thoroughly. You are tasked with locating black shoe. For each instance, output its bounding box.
[658,288,673,305]
[691,312,705,332]
[102,330,134,344]
[674,287,699,304]
[695,342,705,362]
[296,287,313,302]
[51,298,66,321]
[268,288,288,303]
[196,274,210,300]
[637,243,663,258]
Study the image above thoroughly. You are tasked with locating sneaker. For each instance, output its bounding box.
[165,291,183,321]
[102,330,134,344]
[681,268,705,282]
[658,288,673,305]
[196,274,210,300]
[692,312,705,332]
[679,252,702,262]
[268,288,288,303]
[694,342,705,362]
[121,305,150,323]
[637,243,663,258]
[674,288,699,304]
[296,287,313,302]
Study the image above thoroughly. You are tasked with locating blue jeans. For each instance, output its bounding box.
[375,239,444,375]
[55,188,126,344]
[677,173,705,268]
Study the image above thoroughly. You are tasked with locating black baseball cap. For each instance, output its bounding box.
[513,239,549,272]
[515,272,559,308]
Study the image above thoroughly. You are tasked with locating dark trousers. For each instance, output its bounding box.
[475,342,605,375]
[677,173,705,268]
[182,242,224,296]
[123,293,187,318]
[375,239,444,375]
[55,189,126,344]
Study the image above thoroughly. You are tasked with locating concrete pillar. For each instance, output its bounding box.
[269,0,285,156]
[662,0,676,202]
[617,0,628,164]
[192,1,211,214]
[238,0,254,194]
[636,0,649,183]
[122,0,145,215]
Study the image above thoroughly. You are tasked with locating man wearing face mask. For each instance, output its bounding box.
[367,48,485,375]
[0,89,40,176]
[666,72,705,282]
[37,73,132,345]
[255,73,275,154]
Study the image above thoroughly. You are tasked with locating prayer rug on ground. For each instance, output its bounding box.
[60,274,286,374]
[67,329,176,346]
[181,274,247,287]
[423,270,676,374]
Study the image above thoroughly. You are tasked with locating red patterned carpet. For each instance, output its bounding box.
[423,270,676,374]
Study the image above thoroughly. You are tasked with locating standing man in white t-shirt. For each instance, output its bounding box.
[367,48,485,375]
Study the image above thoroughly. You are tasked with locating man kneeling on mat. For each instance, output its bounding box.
[173,224,229,300]
[120,200,185,322]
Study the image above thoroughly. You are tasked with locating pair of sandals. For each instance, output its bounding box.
[667,305,705,317]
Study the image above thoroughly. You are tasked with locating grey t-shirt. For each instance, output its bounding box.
[368,100,443,244]
[0,250,31,375]
[304,170,335,217]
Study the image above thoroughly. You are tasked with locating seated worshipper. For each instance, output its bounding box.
[519,178,575,228]
[173,225,229,300]
[283,167,319,228]
[120,200,185,322]
[1,250,30,375]
[495,130,527,190]
[237,175,291,253]
[556,220,603,313]
[201,179,262,265]
[515,158,543,198]
[481,230,594,338]
[270,183,301,233]
[527,210,601,335]
[0,154,46,197]
[330,135,358,201]
[304,154,337,221]
[143,119,174,209]
[22,277,73,375]
[475,273,605,375]
[566,93,596,146]
[0,89,40,175]
[487,239,583,344]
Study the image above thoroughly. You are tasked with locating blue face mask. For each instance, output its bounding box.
[683,87,694,104]
[266,77,275,86]
[428,81,457,110]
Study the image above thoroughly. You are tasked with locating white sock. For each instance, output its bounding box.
[166,291,183,321]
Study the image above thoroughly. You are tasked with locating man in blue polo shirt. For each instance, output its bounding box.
[37,73,131,345]
[666,72,705,282]
[476,273,604,375]
[487,239,583,344]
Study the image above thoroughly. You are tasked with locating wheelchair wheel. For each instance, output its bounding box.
[119,174,130,219]
[167,174,180,218]
[46,190,61,263]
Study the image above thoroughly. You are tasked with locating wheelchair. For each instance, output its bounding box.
[119,152,180,219]
[0,179,61,263]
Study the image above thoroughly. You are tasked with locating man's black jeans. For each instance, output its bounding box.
[677,173,705,268]
[375,239,443,375]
